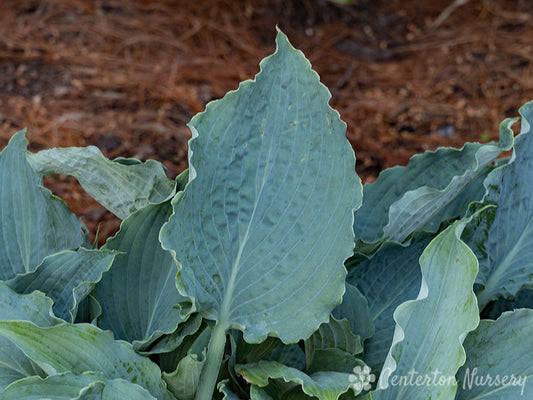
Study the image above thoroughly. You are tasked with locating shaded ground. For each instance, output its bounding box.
[1,0,533,244]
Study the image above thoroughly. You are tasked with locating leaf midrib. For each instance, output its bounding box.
[219,166,269,327]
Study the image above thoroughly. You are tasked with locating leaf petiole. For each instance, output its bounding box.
[195,318,228,400]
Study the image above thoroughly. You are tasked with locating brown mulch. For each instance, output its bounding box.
[1,0,533,245]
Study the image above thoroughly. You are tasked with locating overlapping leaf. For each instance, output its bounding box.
[249,384,311,400]
[305,317,362,371]
[160,30,360,343]
[162,351,205,400]
[0,282,61,325]
[482,288,533,320]
[331,283,373,344]
[146,313,203,356]
[158,324,211,377]
[231,330,279,366]
[0,322,174,399]
[345,231,433,369]
[0,283,61,390]
[0,130,84,280]
[27,145,175,219]
[161,324,212,399]
[266,343,306,371]
[75,294,102,324]
[7,248,116,322]
[93,201,192,350]
[1,372,157,400]
[353,118,514,244]
[370,220,479,399]
[239,347,367,399]
[218,380,242,400]
[464,101,533,309]
[455,309,533,399]
[236,360,361,400]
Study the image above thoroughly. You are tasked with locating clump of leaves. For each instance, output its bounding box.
[0,29,532,400]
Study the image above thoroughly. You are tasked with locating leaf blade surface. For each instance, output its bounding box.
[94,201,192,350]
[370,220,479,399]
[27,145,175,219]
[160,30,361,343]
[0,130,84,279]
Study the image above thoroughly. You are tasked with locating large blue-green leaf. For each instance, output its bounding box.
[464,101,533,310]
[93,201,192,350]
[0,322,174,400]
[345,231,433,369]
[1,372,157,399]
[27,145,175,219]
[369,220,479,399]
[0,283,61,390]
[160,29,360,344]
[0,130,84,280]
[354,118,514,244]
[7,248,116,322]
[456,309,533,399]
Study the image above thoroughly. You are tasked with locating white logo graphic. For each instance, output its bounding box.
[349,365,376,392]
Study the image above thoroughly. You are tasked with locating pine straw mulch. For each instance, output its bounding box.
[1,0,533,244]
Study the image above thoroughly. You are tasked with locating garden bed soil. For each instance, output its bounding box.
[1,0,532,244]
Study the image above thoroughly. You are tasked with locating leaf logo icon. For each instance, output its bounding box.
[349,365,376,392]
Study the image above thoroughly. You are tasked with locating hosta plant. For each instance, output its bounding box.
[0,29,532,400]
